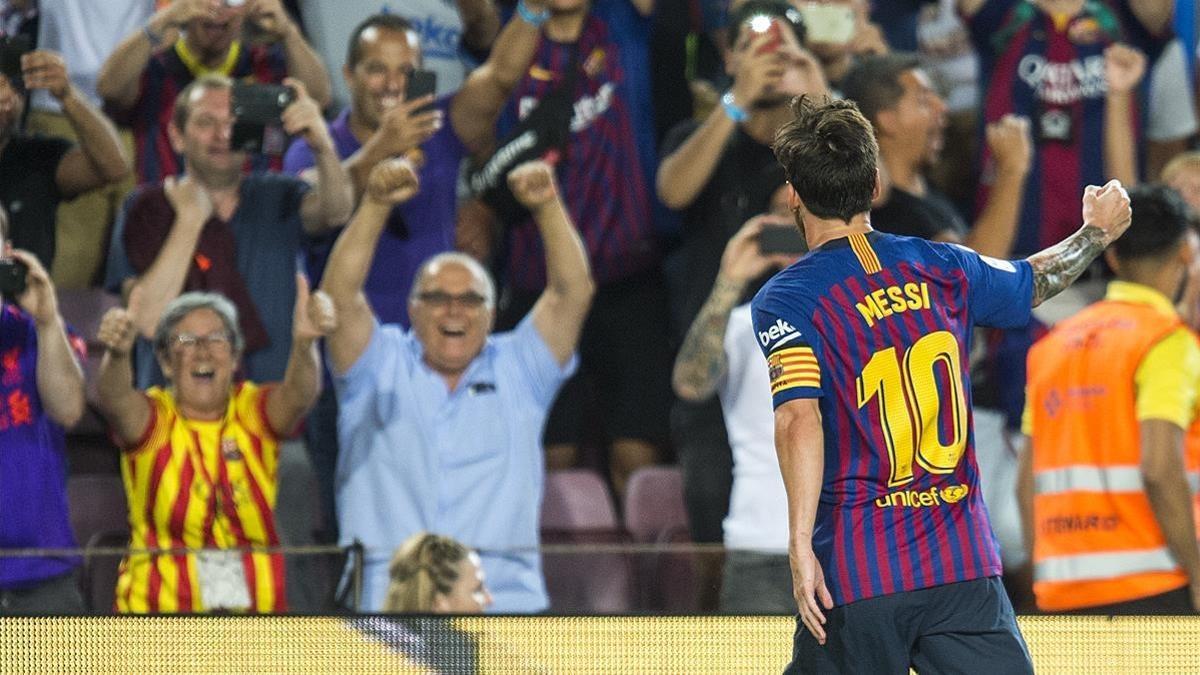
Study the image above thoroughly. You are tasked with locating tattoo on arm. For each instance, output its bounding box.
[1026,225,1108,307]
[673,276,747,401]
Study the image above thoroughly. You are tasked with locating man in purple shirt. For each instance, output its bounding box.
[283,8,547,327]
[0,209,87,614]
[283,8,546,539]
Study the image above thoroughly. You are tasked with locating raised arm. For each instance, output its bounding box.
[658,30,789,209]
[1128,0,1174,37]
[964,115,1030,258]
[956,0,987,19]
[673,215,794,401]
[320,158,420,374]
[96,0,203,111]
[128,177,212,339]
[247,0,332,107]
[1026,180,1132,306]
[512,161,594,365]
[458,0,501,53]
[449,0,548,155]
[1103,43,1146,187]
[9,249,84,428]
[94,305,150,446]
[264,274,336,434]
[20,51,132,197]
[284,79,354,233]
[1139,419,1200,610]
[775,397,834,645]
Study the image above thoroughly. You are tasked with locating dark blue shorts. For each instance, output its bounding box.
[785,576,1033,674]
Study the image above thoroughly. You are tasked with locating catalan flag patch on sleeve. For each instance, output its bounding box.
[768,346,821,394]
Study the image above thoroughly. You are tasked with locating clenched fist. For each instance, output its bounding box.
[292,273,336,342]
[366,157,420,205]
[507,160,560,212]
[97,307,138,356]
[1082,179,1132,245]
[986,114,1032,176]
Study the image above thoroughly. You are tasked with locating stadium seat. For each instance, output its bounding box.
[622,465,699,613]
[56,288,121,350]
[540,469,634,613]
[80,529,128,614]
[623,465,689,543]
[541,468,619,532]
[66,474,129,551]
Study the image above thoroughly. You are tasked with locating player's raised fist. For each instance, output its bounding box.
[1083,179,1132,245]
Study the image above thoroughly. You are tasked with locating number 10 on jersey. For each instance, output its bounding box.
[856,331,968,487]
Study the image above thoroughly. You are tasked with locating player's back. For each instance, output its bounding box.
[752,230,1034,605]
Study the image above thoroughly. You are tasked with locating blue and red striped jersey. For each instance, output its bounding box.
[108,41,288,184]
[497,4,659,291]
[967,0,1163,256]
[751,231,1033,606]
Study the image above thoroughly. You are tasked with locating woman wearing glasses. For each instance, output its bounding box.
[94,281,335,613]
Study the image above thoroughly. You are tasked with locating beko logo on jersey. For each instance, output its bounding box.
[758,319,798,347]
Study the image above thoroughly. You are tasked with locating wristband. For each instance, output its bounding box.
[143,24,163,48]
[517,0,549,27]
[721,91,747,123]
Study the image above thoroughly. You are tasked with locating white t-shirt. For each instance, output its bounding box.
[300,0,468,106]
[32,0,154,111]
[1147,39,1198,142]
[718,304,790,553]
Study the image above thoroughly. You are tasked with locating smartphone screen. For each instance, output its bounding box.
[799,4,855,45]
[405,70,438,113]
[758,225,807,255]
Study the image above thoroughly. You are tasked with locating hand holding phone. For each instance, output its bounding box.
[231,82,295,155]
[372,70,442,158]
[0,257,27,302]
[758,223,807,255]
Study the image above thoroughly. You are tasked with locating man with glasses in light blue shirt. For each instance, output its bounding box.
[320,157,593,612]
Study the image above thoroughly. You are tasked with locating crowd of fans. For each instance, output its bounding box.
[0,0,1197,617]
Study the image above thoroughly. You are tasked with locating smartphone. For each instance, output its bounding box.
[798,3,855,45]
[748,17,787,55]
[405,69,438,113]
[0,257,28,302]
[231,82,295,155]
[0,34,31,89]
[758,224,807,255]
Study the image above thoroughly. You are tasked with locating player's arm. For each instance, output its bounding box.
[673,215,794,401]
[1015,433,1035,564]
[775,397,834,644]
[1026,180,1132,306]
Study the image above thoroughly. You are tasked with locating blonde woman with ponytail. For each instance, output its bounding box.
[383,533,494,613]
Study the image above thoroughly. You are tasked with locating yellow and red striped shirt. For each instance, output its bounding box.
[116,382,286,613]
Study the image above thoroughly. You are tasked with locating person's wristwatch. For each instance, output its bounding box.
[517,0,549,27]
[721,91,748,123]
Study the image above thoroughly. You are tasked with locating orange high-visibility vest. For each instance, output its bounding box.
[1027,300,1191,611]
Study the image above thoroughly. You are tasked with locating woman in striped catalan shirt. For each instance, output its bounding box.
[94,283,334,613]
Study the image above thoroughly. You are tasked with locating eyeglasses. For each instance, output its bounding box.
[416,290,488,310]
[169,331,233,353]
